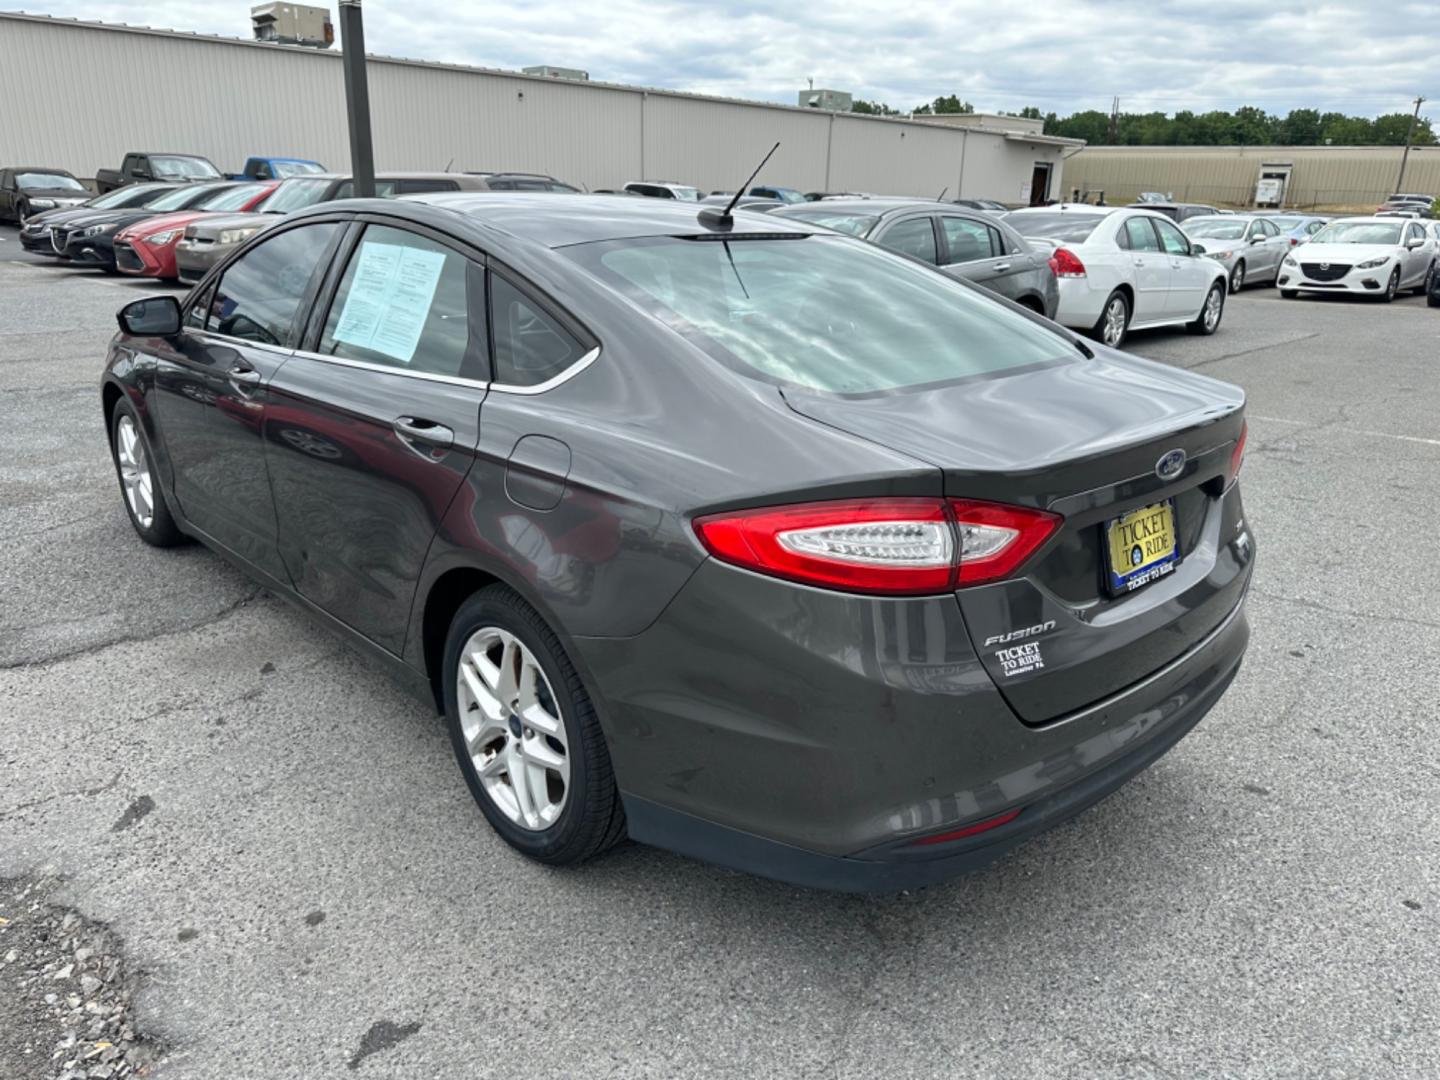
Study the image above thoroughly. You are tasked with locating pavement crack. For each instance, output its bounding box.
[1251,589,1440,632]
[0,768,122,819]
[1179,332,1320,370]
[0,588,265,671]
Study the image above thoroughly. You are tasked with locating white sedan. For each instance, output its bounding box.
[1006,205,1229,348]
[1278,217,1435,301]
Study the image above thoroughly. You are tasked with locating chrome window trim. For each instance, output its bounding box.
[288,347,491,390]
[488,345,601,396]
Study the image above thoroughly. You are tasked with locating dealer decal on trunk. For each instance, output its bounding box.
[985,621,1056,678]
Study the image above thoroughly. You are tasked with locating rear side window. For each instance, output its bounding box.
[1124,218,1161,252]
[396,179,459,194]
[940,217,996,264]
[318,225,476,377]
[490,275,589,387]
[206,223,340,346]
[878,217,938,264]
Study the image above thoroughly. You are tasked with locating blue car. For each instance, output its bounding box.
[225,156,326,181]
[1256,212,1330,248]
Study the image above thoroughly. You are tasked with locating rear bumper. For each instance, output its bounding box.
[175,240,229,284]
[1053,277,1108,329]
[625,596,1245,892]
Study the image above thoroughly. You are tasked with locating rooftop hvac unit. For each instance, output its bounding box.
[251,3,334,48]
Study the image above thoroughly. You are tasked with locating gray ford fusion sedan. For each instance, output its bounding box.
[101,194,1253,892]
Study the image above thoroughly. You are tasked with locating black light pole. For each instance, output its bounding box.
[339,0,375,197]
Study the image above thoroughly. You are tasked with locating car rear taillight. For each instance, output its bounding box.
[1227,421,1248,487]
[693,498,1062,595]
[908,806,1022,846]
[1050,247,1086,278]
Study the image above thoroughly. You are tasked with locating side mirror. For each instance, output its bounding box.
[1192,243,1207,255]
[117,296,182,337]
[1406,237,1424,249]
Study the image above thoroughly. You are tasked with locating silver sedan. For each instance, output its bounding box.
[1182,214,1292,293]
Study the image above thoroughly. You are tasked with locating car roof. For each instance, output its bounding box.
[9,165,78,174]
[392,191,823,247]
[779,198,945,216]
[1008,203,1118,216]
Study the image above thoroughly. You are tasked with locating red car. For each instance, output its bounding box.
[114,181,277,279]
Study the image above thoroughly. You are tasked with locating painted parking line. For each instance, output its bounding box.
[1251,414,1440,447]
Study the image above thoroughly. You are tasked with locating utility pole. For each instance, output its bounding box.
[338,0,376,198]
[1395,95,1426,194]
[1106,97,1120,145]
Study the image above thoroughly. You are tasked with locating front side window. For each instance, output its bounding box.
[1124,218,1161,252]
[490,276,588,387]
[1155,218,1191,255]
[565,234,1073,395]
[206,223,340,346]
[318,225,476,378]
[940,217,996,264]
[878,217,939,264]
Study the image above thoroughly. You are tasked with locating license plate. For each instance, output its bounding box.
[1106,500,1178,594]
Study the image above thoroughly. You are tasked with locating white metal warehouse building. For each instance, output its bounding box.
[0,11,1081,202]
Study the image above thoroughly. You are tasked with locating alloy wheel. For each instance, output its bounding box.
[1387,270,1399,300]
[115,414,154,528]
[456,627,570,831]
[1103,297,1127,346]
[1230,262,1244,293]
[1203,286,1223,331]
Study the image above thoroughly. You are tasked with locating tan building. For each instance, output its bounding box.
[1066,144,1440,212]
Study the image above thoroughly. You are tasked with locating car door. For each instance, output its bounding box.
[1251,218,1285,277]
[1153,216,1212,318]
[265,217,488,654]
[872,214,941,266]
[936,214,1005,292]
[1404,222,1429,285]
[1119,216,1170,324]
[152,219,344,580]
[0,170,14,220]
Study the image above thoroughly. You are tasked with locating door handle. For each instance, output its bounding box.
[393,416,454,450]
[992,262,1011,272]
[1133,257,1146,266]
[229,366,262,387]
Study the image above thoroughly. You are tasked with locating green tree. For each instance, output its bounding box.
[1320,113,1374,144]
[1018,106,1042,120]
[1280,108,1322,145]
[1373,112,1436,145]
[1047,109,1111,143]
[851,99,900,116]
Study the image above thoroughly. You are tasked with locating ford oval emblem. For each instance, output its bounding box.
[1156,448,1187,481]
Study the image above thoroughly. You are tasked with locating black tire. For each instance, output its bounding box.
[109,398,186,547]
[1090,289,1130,349]
[1381,268,1400,303]
[1280,289,1298,299]
[443,585,626,866]
[1187,282,1226,335]
[1429,289,1440,308]
[15,198,29,224]
[1228,260,1245,294]
[1413,263,1434,297]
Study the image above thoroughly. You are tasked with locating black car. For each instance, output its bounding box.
[1128,202,1221,222]
[101,193,1252,892]
[18,183,181,253]
[0,166,91,223]
[49,182,244,270]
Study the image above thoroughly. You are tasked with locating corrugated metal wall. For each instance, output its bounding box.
[1068,145,1440,209]
[0,12,1071,200]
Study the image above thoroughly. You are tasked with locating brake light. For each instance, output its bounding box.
[1227,421,1248,486]
[908,806,1022,846]
[1050,247,1086,278]
[693,498,1062,595]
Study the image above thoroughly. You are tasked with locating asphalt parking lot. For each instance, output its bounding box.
[2,221,1438,1079]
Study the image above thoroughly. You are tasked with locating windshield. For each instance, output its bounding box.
[150,156,221,180]
[18,172,85,192]
[565,234,1071,394]
[272,160,325,177]
[1311,222,1403,245]
[776,210,879,237]
[198,184,268,211]
[1007,212,1104,243]
[257,177,334,213]
[149,184,227,211]
[1183,219,1247,240]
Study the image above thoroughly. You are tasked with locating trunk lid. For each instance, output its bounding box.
[782,349,1251,725]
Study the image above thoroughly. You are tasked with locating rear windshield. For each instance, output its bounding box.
[777,210,879,237]
[1184,219,1246,240]
[151,156,221,180]
[1007,212,1104,243]
[199,184,268,211]
[1312,222,1403,245]
[565,234,1071,394]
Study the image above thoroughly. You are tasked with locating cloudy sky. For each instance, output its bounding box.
[30,1,1438,118]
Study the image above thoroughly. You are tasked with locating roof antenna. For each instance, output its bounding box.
[444,157,454,173]
[701,141,780,227]
[936,185,948,201]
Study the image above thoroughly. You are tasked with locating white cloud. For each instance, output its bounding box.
[28,0,1438,118]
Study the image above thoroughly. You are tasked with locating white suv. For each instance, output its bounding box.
[1006,204,1229,348]
[623,181,701,202]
